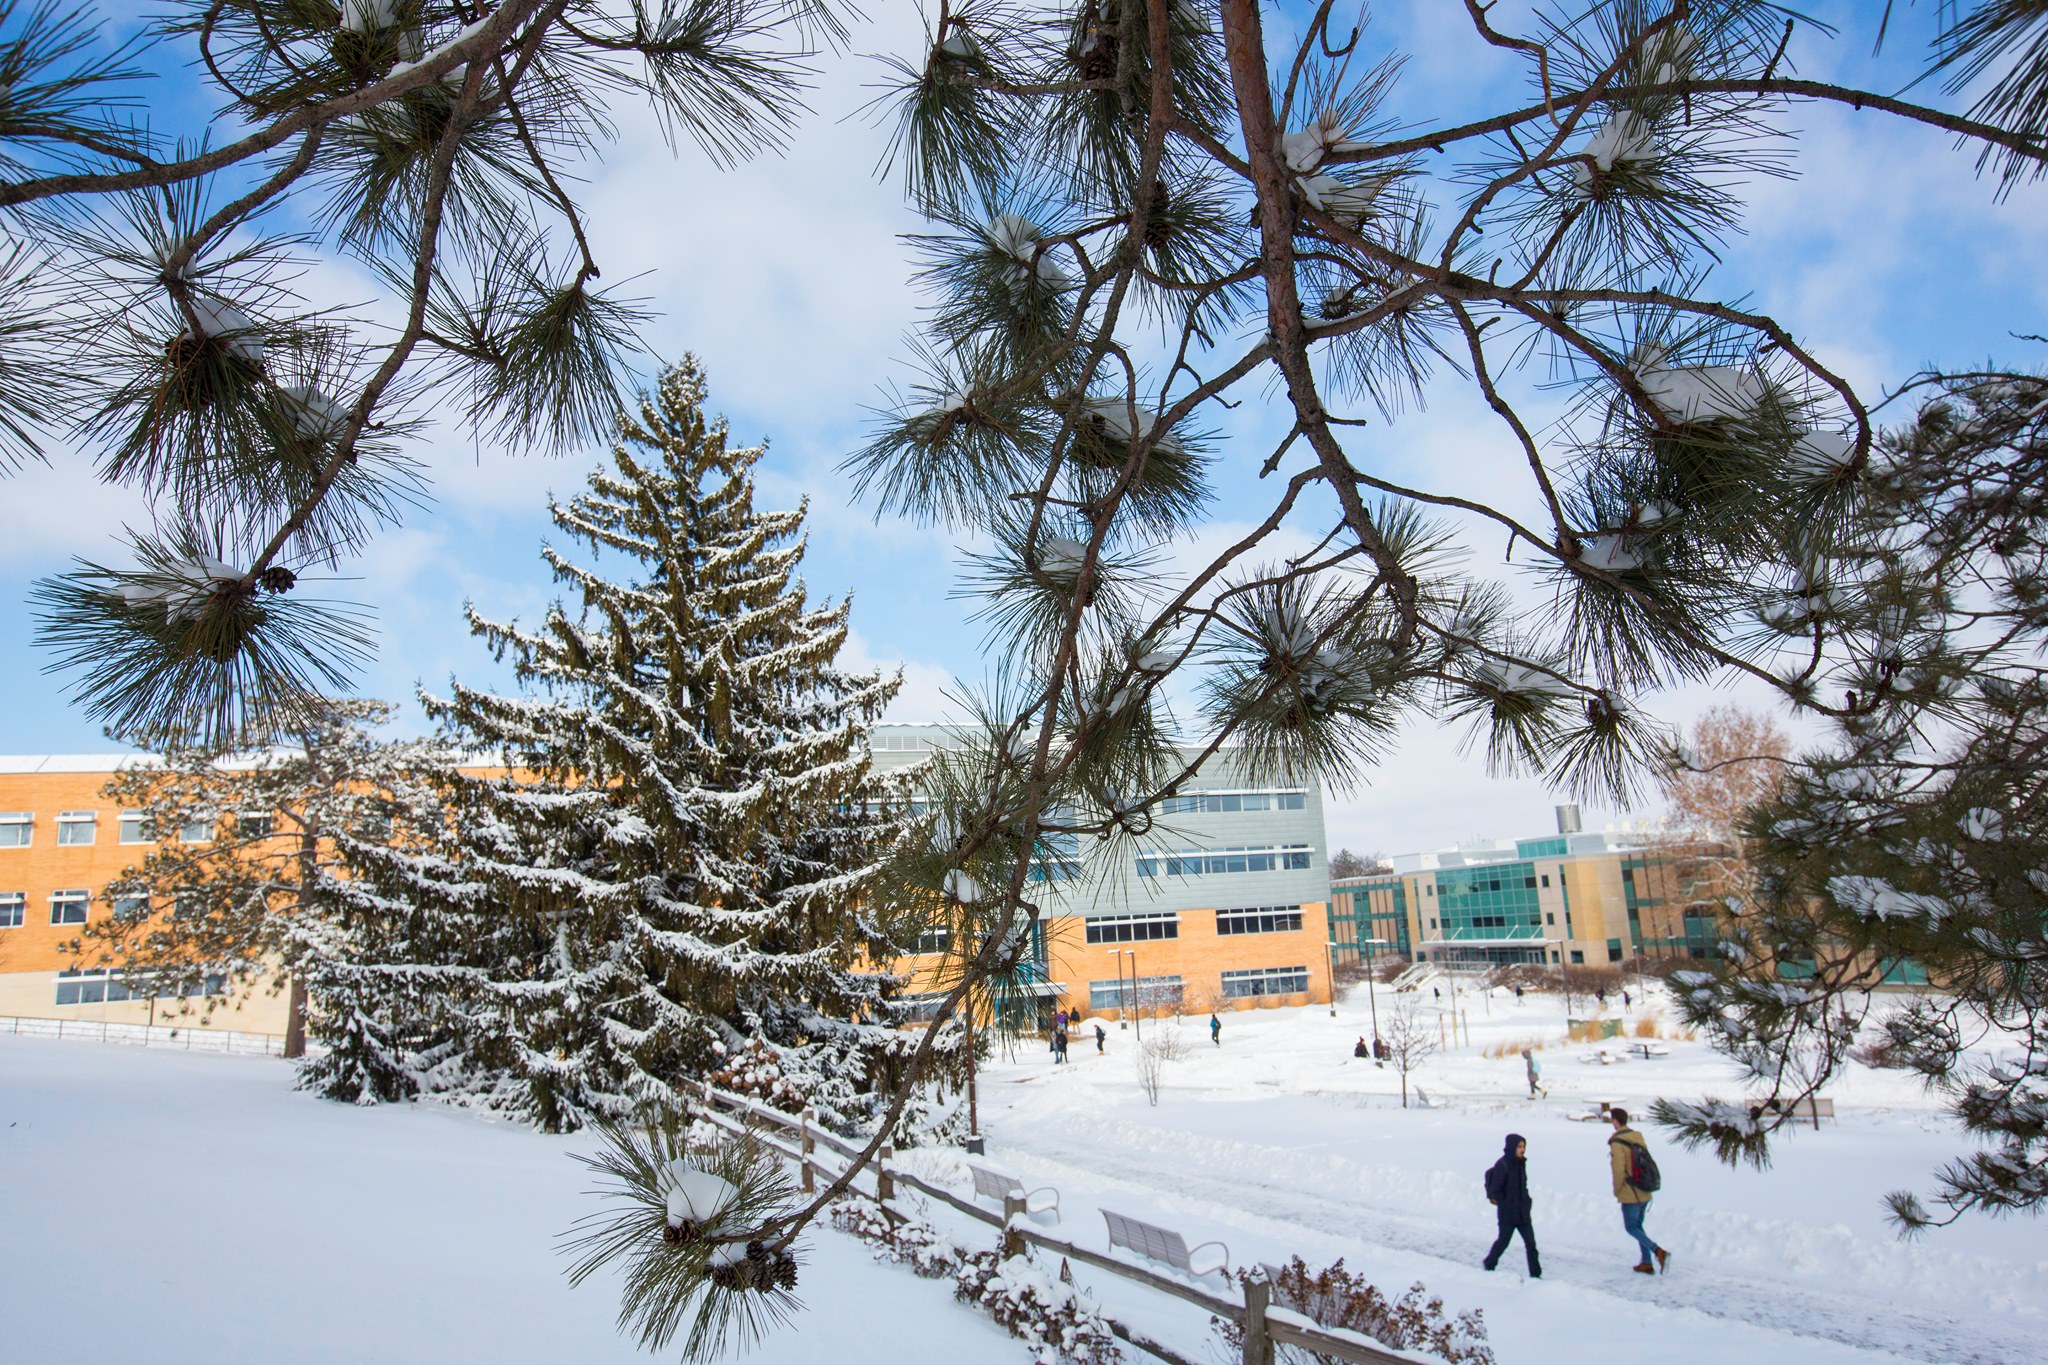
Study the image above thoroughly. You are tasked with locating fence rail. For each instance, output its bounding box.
[0,1014,285,1056]
[680,1081,1430,1365]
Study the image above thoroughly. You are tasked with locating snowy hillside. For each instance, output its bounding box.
[4,982,2044,1365]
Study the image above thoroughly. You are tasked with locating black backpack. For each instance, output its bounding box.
[1483,1160,1506,1203]
[1612,1135,1662,1193]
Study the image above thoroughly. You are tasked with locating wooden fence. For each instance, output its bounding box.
[681,1080,1434,1365]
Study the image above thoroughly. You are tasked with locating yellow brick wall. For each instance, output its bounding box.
[0,766,290,1033]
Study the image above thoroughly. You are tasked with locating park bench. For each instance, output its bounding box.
[1102,1209,1229,1279]
[968,1164,1060,1221]
[1627,1042,1671,1059]
[1761,1095,1835,1125]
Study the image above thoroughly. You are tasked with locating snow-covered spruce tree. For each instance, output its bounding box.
[558,10,2048,1332]
[333,360,911,1133]
[70,699,448,1097]
[1654,368,2048,1233]
[15,0,848,749]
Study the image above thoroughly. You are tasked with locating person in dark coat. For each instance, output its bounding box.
[1094,1022,1106,1054]
[1482,1133,1541,1277]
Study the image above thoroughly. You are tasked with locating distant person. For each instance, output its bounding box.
[1622,989,1632,1010]
[1094,1022,1106,1054]
[1482,1133,1541,1278]
[1514,984,1525,1002]
[1523,1048,1545,1098]
[1373,1036,1389,1065]
[1597,987,1608,1010]
[1209,1013,1222,1046]
[1053,1027,1069,1064]
[1608,1108,1670,1275]
[1354,1036,1370,1059]
[1433,986,1441,1002]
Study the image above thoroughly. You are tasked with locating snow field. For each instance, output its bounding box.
[0,1035,1008,1365]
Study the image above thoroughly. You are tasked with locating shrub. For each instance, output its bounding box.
[832,1199,1122,1364]
[1212,1258,1493,1365]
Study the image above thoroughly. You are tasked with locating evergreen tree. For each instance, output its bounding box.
[332,360,910,1132]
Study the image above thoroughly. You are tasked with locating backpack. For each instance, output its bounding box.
[1483,1160,1506,1204]
[1612,1135,1662,1193]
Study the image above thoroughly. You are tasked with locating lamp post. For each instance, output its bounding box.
[1361,936,1386,1044]
[1323,938,1339,1017]
[1109,947,1128,1030]
[1123,948,1141,1041]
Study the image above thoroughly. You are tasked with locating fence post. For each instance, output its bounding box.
[1242,1269,1272,1365]
[876,1143,894,1204]
[1001,1194,1027,1258]
[800,1108,816,1195]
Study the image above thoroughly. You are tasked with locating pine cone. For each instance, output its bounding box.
[745,1239,771,1267]
[663,1217,701,1246]
[774,1251,799,1289]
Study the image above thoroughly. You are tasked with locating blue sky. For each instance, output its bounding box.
[3,1,2044,856]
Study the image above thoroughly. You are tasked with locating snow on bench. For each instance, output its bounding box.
[1762,1095,1836,1122]
[968,1163,1060,1221]
[1101,1209,1229,1279]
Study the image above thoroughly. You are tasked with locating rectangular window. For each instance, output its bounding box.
[1545,912,1555,925]
[1156,790,1307,816]
[119,810,154,844]
[909,927,949,955]
[1541,874,1550,888]
[1085,913,1179,944]
[56,969,125,1006]
[0,812,31,848]
[0,891,22,928]
[1219,965,1310,999]
[56,810,98,846]
[1087,975,1183,1011]
[1570,950,1585,964]
[237,812,276,839]
[890,991,948,1024]
[1215,906,1304,936]
[49,889,89,926]
[179,818,212,844]
[173,891,205,921]
[1136,845,1313,877]
[1607,939,1625,963]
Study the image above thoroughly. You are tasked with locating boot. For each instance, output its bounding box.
[1632,1263,1655,1274]
[1654,1247,1670,1274]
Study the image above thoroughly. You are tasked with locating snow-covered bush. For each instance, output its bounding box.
[1212,1258,1493,1365]
[831,1198,1121,1364]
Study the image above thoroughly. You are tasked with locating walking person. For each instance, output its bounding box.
[1608,1108,1670,1275]
[1522,1048,1546,1098]
[1209,1012,1222,1047]
[1053,1026,1069,1064]
[1094,1022,1106,1055]
[1482,1133,1541,1278]
[1514,984,1525,1002]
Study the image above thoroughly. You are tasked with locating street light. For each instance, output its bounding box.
[1323,939,1338,1017]
[1122,947,1141,1041]
[1108,947,1129,1030]
[1360,936,1388,1044]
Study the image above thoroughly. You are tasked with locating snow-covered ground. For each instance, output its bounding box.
[3,982,2044,1365]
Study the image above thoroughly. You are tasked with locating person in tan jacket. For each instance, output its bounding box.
[1608,1108,1669,1275]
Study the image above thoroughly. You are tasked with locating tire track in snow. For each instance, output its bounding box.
[997,1120,2040,1365]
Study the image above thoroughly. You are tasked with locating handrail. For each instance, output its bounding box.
[681,1079,1440,1365]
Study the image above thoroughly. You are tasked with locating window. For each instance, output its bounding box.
[1545,912,1555,925]
[890,991,948,1024]
[49,889,89,926]
[0,812,31,848]
[1570,950,1584,964]
[1523,875,1537,889]
[56,810,98,846]
[1540,874,1550,888]
[1136,845,1313,877]
[173,891,205,920]
[54,969,224,1006]
[1215,906,1303,935]
[179,818,212,844]
[0,892,22,928]
[1088,975,1184,1011]
[909,927,949,955]
[1425,884,1433,896]
[55,969,131,1005]
[1085,912,1179,944]
[1607,939,1624,963]
[1157,790,1307,815]
[1220,965,1310,999]
[236,812,275,839]
[112,894,149,919]
[119,810,154,844]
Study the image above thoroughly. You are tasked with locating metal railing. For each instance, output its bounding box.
[0,1014,285,1056]
[680,1079,1433,1365]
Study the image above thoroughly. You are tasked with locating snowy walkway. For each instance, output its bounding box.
[934,991,2048,1365]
